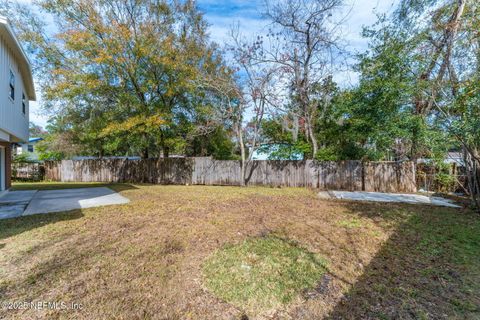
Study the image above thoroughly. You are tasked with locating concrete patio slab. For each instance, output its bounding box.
[0,190,37,204]
[0,190,38,219]
[0,187,129,219]
[23,187,130,216]
[318,190,461,208]
[0,203,29,219]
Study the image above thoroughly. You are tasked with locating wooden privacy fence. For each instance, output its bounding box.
[12,163,45,181]
[44,158,417,193]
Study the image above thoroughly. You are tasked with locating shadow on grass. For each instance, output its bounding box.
[0,209,84,242]
[325,202,480,319]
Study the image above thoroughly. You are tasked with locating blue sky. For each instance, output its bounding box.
[196,0,397,51]
[28,0,397,127]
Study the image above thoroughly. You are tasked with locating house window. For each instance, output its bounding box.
[22,93,26,114]
[9,70,15,100]
[28,145,34,153]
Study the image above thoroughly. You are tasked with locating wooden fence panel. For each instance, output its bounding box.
[305,160,320,188]
[245,161,266,186]
[315,161,363,191]
[43,158,417,193]
[44,161,61,181]
[162,158,194,185]
[61,160,74,182]
[364,161,416,193]
[12,163,44,181]
[191,157,209,185]
[263,161,286,187]
[397,161,417,193]
[268,161,307,187]
[192,158,242,185]
[264,161,286,187]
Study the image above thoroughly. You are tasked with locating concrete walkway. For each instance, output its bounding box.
[0,187,130,219]
[318,190,461,208]
[0,190,37,219]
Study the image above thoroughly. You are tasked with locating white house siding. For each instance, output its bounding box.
[0,29,29,143]
[0,17,34,190]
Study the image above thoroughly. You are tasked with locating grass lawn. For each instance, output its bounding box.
[203,236,328,316]
[1,184,479,319]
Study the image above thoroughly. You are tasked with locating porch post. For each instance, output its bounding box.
[0,142,12,190]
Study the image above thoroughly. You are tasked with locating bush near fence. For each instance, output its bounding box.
[44,158,417,193]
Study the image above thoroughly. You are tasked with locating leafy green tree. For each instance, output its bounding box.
[334,24,419,160]
[187,126,237,160]
[354,0,480,208]
[4,0,231,159]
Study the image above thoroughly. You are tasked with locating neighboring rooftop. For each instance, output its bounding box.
[28,137,44,143]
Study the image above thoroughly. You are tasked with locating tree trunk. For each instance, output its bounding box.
[237,122,246,187]
[410,115,423,163]
[163,146,170,158]
[141,148,149,159]
[141,133,149,159]
[463,147,480,212]
[305,116,318,158]
[310,130,318,158]
[284,114,300,143]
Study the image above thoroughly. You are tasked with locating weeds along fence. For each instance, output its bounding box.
[416,163,467,194]
[44,158,417,193]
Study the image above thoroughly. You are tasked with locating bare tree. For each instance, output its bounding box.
[259,0,344,157]
[229,28,280,170]
[198,70,248,185]
[200,27,278,185]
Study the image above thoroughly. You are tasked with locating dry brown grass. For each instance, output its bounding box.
[0,184,479,319]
